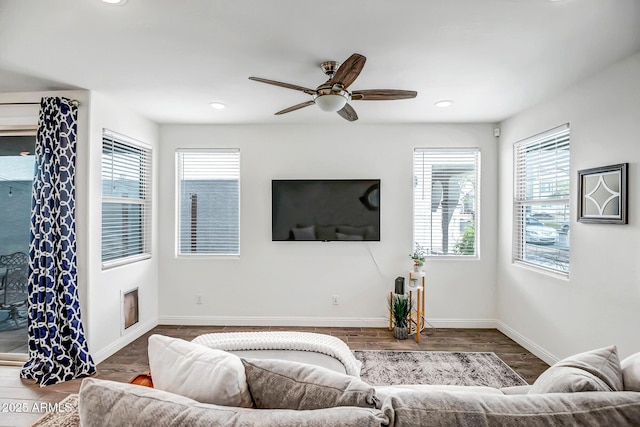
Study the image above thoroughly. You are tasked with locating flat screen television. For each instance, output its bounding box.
[272,179,380,241]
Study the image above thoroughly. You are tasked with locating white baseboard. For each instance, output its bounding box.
[159,316,389,328]
[158,315,498,330]
[497,320,558,365]
[423,318,497,329]
[92,318,158,364]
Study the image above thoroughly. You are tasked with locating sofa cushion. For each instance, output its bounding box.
[529,345,623,394]
[500,385,533,395]
[147,334,253,408]
[242,357,378,410]
[622,352,640,392]
[79,378,387,427]
[336,232,364,241]
[291,225,316,240]
[315,225,338,241]
[337,225,377,240]
[336,225,369,237]
[375,384,503,401]
[380,389,640,427]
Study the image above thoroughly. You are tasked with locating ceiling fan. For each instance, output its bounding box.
[249,53,417,122]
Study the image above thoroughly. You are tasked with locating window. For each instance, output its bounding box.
[0,132,36,257]
[0,130,35,355]
[513,124,570,275]
[101,130,152,267]
[413,148,480,257]
[177,149,240,256]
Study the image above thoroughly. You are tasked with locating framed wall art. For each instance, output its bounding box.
[577,163,628,224]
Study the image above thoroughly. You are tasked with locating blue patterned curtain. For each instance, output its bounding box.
[21,97,96,386]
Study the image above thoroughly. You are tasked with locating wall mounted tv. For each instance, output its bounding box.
[272,179,380,242]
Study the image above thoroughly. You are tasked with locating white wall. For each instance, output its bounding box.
[87,92,160,363]
[497,52,640,363]
[158,123,498,327]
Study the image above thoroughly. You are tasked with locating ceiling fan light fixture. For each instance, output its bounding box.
[249,53,417,121]
[434,100,454,108]
[314,93,348,112]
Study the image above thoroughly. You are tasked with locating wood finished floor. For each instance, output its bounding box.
[0,326,549,426]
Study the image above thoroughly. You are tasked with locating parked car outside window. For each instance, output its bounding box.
[525,216,558,244]
[530,212,554,220]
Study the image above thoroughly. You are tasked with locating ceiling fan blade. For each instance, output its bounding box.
[351,89,418,101]
[275,100,315,115]
[330,53,366,89]
[337,103,358,122]
[249,77,317,96]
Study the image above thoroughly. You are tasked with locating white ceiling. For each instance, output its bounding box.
[1,0,639,125]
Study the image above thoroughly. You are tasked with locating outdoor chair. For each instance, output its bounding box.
[0,251,29,327]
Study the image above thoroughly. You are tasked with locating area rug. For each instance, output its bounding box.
[31,394,79,427]
[354,350,527,388]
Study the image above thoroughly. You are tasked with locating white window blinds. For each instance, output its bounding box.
[413,148,480,257]
[513,124,570,275]
[177,149,240,255]
[101,131,152,267]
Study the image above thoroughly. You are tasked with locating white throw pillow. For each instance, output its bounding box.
[148,334,253,408]
[621,352,640,392]
[529,345,623,394]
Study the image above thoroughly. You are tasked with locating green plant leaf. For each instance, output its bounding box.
[388,294,412,328]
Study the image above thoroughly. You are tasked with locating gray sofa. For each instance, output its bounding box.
[77,336,640,426]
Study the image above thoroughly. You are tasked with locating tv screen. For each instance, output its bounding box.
[272,179,380,241]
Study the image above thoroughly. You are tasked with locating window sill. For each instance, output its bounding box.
[102,254,151,270]
[513,260,569,281]
[426,255,480,261]
[176,253,240,260]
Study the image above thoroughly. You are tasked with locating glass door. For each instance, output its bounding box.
[0,129,36,363]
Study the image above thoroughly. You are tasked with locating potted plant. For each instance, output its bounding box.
[388,294,412,340]
[410,243,427,272]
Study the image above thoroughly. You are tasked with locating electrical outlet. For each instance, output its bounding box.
[195,294,203,304]
[332,295,339,305]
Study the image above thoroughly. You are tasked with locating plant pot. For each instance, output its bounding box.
[394,326,408,340]
[413,264,422,273]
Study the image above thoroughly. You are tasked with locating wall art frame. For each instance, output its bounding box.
[577,163,628,224]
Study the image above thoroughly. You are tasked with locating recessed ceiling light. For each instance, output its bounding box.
[434,100,454,108]
[209,102,226,110]
[102,0,127,5]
